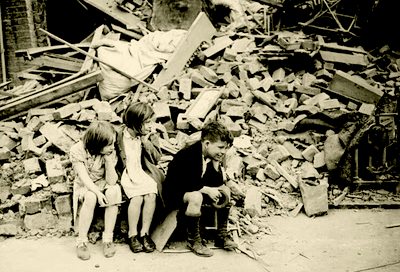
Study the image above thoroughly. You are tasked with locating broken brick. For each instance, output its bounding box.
[46,158,65,184]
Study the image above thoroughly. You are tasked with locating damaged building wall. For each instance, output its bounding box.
[1,0,47,83]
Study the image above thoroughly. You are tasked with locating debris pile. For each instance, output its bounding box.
[0,0,400,242]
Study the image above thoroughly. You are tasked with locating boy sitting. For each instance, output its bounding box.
[162,121,238,257]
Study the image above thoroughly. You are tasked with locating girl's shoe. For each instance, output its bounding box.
[76,242,90,260]
[129,235,143,253]
[103,242,116,258]
[141,234,156,252]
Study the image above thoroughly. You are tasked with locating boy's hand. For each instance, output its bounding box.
[206,187,222,203]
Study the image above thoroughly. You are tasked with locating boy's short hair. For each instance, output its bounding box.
[122,102,154,135]
[83,121,115,156]
[201,121,233,145]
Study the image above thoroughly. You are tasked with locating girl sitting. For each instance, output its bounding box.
[70,121,122,260]
[118,102,164,253]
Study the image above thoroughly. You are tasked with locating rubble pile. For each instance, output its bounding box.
[0,0,400,242]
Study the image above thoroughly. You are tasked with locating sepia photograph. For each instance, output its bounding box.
[0,0,399,271]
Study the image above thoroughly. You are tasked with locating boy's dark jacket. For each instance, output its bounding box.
[162,141,224,211]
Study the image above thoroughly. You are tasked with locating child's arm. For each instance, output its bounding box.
[72,161,108,206]
[104,151,118,185]
[123,136,142,179]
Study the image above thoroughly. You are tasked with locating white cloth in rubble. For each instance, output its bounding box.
[97,29,187,100]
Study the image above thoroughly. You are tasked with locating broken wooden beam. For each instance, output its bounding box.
[111,24,143,40]
[39,28,158,93]
[151,210,178,252]
[81,0,141,30]
[152,12,216,89]
[329,70,384,104]
[15,43,90,58]
[0,70,103,120]
[30,55,83,72]
[80,25,105,74]
[320,51,368,66]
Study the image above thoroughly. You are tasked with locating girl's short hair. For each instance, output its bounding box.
[83,121,115,156]
[201,121,233,145]
[122,102,154,135]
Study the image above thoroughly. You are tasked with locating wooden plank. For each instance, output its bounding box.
[330,200,400,209]
[202,36,233,58]
[80,25,105,74]
[320,51,368,66]
[185,89,221,119]
[321,42,366,54]
[152,12,216,89]
[17,72,46,81]
[4,73,83,106]
[15,43,90,57]
[0,71,102,120]
[82,0,141,29]
[0,81,11,89]
[151,210,178,252]
[31,56,83,72]
[111,24,143,40]
[329,70,384,104]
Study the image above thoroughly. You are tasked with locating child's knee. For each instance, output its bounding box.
[83,191,97,207]
[144,193,156,202]
[184,191,203,206]
[105,184,122,203]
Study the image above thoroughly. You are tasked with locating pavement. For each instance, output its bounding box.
[0,209,399,272]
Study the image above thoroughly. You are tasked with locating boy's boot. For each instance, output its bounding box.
[186,216,213,257]
[214,205,238,250]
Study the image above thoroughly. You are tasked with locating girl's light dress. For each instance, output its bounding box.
[121,128,158,198]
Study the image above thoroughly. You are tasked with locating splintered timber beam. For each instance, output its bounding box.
[152,12,216,89]
[0,70,103,120]
[39,28,158,93]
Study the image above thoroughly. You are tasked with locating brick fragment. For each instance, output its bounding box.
[199,66,219,83]
[11,179,31,196]
[319,99,341,110]
[53,103,81,120]
[0,134,17,150]
[264,164,280,180]
[0,146,11,161]
[244,186,262,217]
[313,151,326,168]
[54,195,72,216]
[23,157,41,174]
[302,145,320,162]
[46,159,65,184]
[179,77,192,100]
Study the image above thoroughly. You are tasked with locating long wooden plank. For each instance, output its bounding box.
[0,70,102,120]
[152,12,216,89]
[150,210,178,252]
[111,24,143,41]
[80,25,105,73]
[320,51,368,66]
[321,42,366,54]
[4,72,83,106]
[329,70,383,104]
[31,56,83,72]
[15,43,90,57]
[82,0,140,29]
